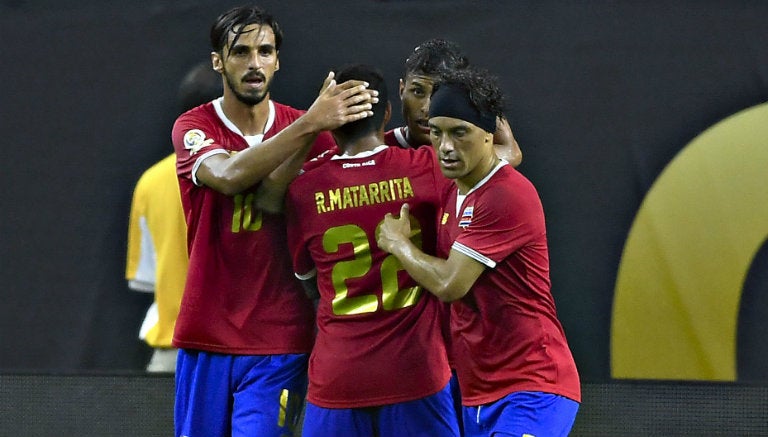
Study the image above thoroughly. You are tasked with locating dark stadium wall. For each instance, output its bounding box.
[1,0,767,382]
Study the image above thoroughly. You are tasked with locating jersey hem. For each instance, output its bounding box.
[307,375,451,409]
[172,340,313,356]
[461,385,582,406]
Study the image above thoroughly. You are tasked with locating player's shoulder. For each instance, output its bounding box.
[176,101,216,122]
[384,126,413,149]
[498,164,535,190]
[383,128,399,147]
[173,102,218,135]
[293,148,337,184]
[385,144,437,173]
[481,165,540,207]
[271,100,304,121]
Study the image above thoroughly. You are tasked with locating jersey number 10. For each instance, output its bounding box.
[231,193,263,233]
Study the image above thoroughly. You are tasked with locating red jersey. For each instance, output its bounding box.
[171,99,334,355]
[383,126,425,149]
[439,162,581,406]
[384,126,457,366]
[285,145,451,408]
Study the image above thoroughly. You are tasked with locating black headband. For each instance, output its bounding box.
[429,83,496,133]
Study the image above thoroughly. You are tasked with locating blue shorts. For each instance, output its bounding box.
[174,350,309,437]
[302,382,460,437]
[462,391,579,437]
[449,370,465,436]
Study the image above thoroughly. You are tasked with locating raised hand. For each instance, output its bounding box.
[304,72,379,132]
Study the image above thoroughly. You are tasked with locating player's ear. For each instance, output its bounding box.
[383,101,392,127]
[211,52,223,73]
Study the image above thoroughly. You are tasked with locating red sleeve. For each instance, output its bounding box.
[455,170,545,263]
[171,107,225,181]
[285,176,316,279]
[310,131,337,160]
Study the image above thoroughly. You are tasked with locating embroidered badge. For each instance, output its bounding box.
[183,129,213,155]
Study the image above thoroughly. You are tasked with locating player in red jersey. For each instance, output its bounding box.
[378,67,580,437]
[284,64,459,437]
[170,6,376,437]
[385,39,524,435]
[385,38,522,167]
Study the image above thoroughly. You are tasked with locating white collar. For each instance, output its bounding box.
[212,98,275,146]
[330,144,389,159]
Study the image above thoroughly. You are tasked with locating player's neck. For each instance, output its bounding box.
[403,127,426,148]
[339,133,384,156]
[457,155,500,194]
[220,93,271,136]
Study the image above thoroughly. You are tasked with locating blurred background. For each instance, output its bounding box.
[1,0,767,386]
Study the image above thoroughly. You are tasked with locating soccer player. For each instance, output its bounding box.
[377,67,581,437]
[284,64,459,437]
[386,38,522,166]
[386,39,523,433]
[170,6,376,437]
[125,61,222,374]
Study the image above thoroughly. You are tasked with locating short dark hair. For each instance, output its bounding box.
[210,5,283,54]
[333,64,388,141]
[403,38,469,78]
[433,67,506,121]
[177,61,223,114]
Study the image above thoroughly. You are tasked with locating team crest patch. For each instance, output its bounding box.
[183,129,213,155]
[459,206,474,228]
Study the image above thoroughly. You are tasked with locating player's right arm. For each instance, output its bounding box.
[197,73,376,196]
[377,203,485,302]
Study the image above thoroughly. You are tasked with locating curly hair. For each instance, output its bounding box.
[433,67,506,120]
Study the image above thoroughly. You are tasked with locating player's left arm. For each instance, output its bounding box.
[493,117,522,167]
[376,203,485,302]
[253,142,313,214]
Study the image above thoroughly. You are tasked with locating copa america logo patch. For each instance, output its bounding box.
[459,206,474,228]
[183,129,213,155]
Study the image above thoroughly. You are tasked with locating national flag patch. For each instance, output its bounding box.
[459,206,474,228]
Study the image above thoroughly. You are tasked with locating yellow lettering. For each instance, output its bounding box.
[369,183,381,204]
[231,193,262,232]
[402,177,414,199]
[342,187,354,209]
[358,185,370,206]
[328,188,342,211]
[242,193,261,231]
[232,195,243,232]
[313,177,417,214]
[315,192,327,214]
[379,181,391,202]
[349,186,360,207]
[392,178,403,198]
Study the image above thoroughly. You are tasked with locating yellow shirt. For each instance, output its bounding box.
[125,154,188,348]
